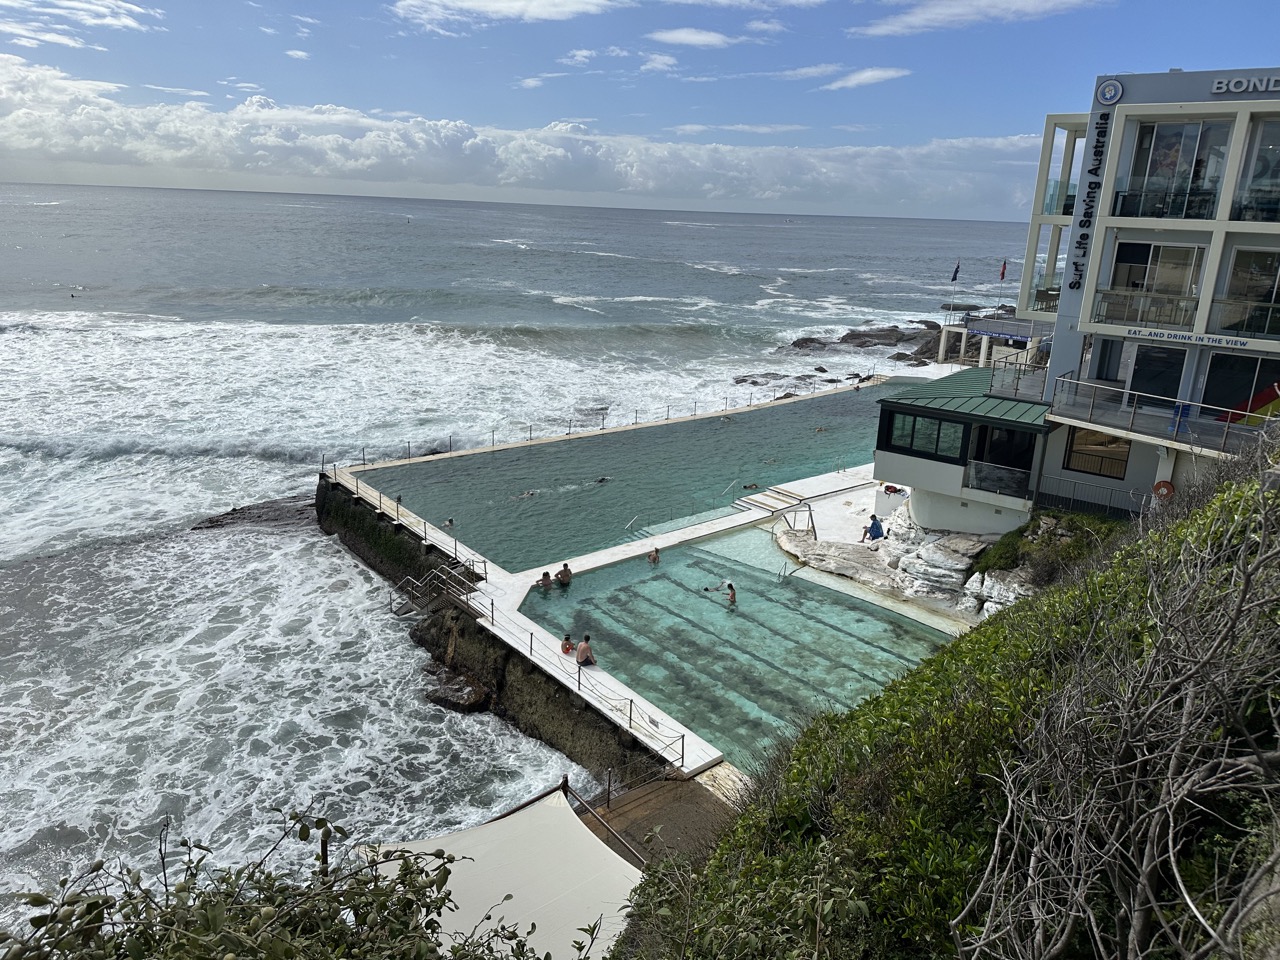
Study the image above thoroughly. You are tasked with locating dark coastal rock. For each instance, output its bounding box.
[887,351,915,361]
[912,332,942,359]
[775,392,799,400]
[790,336,828,350]
[733,372,788,385]
[192,495,316,532]
[941,302,981,312]
[919,319,942,331]
[813,365,828,373]
[423,661,488,713]
[909,359,930,367]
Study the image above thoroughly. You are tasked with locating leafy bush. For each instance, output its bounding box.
[0,811,597,960]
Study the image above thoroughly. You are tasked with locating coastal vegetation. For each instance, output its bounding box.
[620,441,1280,958]
[0,810,588,960]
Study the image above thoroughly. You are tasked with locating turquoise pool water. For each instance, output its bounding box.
[518,526,947,768]
[362,387,888,572]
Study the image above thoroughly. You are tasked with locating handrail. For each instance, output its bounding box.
[1049,374,1280,454]
[719,478,740,498]
[318,378,885,477]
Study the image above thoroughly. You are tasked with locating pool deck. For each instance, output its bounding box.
[327,372,974,779]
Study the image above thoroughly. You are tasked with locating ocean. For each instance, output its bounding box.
[0,182,1026,917]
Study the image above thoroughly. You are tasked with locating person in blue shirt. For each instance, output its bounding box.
[860,514,884,543]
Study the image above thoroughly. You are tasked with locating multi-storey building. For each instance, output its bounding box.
[875,66,1280,535]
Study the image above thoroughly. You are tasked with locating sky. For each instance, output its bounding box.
[1,0,1278,219]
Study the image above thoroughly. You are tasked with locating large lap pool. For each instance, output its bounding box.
[518,526,947,768]
[361,387,888,572]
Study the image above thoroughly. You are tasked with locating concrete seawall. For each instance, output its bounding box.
[314,473,667,782]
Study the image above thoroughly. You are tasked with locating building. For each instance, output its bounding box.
[876,65,1280,535]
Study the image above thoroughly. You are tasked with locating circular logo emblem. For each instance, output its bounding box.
[1096,79,1123,105]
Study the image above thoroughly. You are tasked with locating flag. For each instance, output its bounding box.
[950,261,960,283]
[1000,260,1007,281]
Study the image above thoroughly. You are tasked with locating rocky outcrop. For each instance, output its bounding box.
[788,324,938,355]
[775,507,1038,624]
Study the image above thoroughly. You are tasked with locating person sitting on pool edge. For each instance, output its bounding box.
[555,562,573,585]
[575,634,597,666]
[861,514,885,543]
[534,571,554,588]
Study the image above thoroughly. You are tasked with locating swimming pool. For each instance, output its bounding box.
[517,525,947,768]
[362,387,888,572]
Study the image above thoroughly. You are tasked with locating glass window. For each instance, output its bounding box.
[1129,346,1185,405]
[1201,355,1280,417]
[910,417,940,455]
[1064,427,1130,479]
[937,421,965,459]
[883,412,967,462]
[890,412,914,448]
[1227,249,1280,303]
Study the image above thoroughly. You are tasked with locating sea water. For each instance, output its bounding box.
[0,182,1025,920]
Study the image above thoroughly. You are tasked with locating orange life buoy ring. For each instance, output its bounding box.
[1153,480,1175,502]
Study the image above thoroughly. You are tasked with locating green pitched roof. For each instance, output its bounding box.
[878,367,1049,431]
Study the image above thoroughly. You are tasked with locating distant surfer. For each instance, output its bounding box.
[515,490,537,500]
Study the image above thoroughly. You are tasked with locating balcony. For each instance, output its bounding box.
[1091,289,1199,331]
[1208,299,1280,342]
[1231,188,1280,223]
[1111,186,1218,220]
[1041,179,1075,217]
[989,360,1048,402]
[1049,375,1277,455]
[965,460,1032,499]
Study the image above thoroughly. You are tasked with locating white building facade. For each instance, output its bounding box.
[876,66,1280,534]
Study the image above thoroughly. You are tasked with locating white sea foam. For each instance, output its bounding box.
[0,524,587,927]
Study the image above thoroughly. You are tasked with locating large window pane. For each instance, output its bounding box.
[891,412,914,448]
[1064,427,1130,479]
[910,417,941,454]
[1129,346,1185,404]
[1201,353,1258,411]
[937,421,965,459]
[1227,249,1280,302]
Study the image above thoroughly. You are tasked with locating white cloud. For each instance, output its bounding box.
[557,48,595,66]
[391,0,625,33]
[285,49,310,60]
[0,54,1043,218]
[647,27,738,48]
[0,0,163,50]
[775,63,842,80]
[259,26,277,34]
[850,0,1104,37]
[746,18,785,33]
[641,52,677,72]
[820,66,910,90]
[673,122,808,135]
[516,72,568,88]
[293,15,321,25]
[143,84,211,97]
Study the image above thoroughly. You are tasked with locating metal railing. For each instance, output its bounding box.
[420,569,691,770]
[321,462,489,580]
[1231,188,1280,222]
[1049,375,1279,454]
[775,503,816,538]
[964,460,1032,499]
[318,378,882,473]
[962,313,1053,341]
[1035,474,1151,518]
[1111,186,1219,220]
[989,359,1050,402]
[1207,298,1280,341]
[1091,288,1199,330]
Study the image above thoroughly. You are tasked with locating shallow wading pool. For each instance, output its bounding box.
[518,526,947,768]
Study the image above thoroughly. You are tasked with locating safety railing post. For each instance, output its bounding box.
[628,700,633,728]
[449,434,453,453]
[681,734,685,767]
[529,632,534,656]
[693,400,697,415]
[577,665,582,691]
[606,768,613,809]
